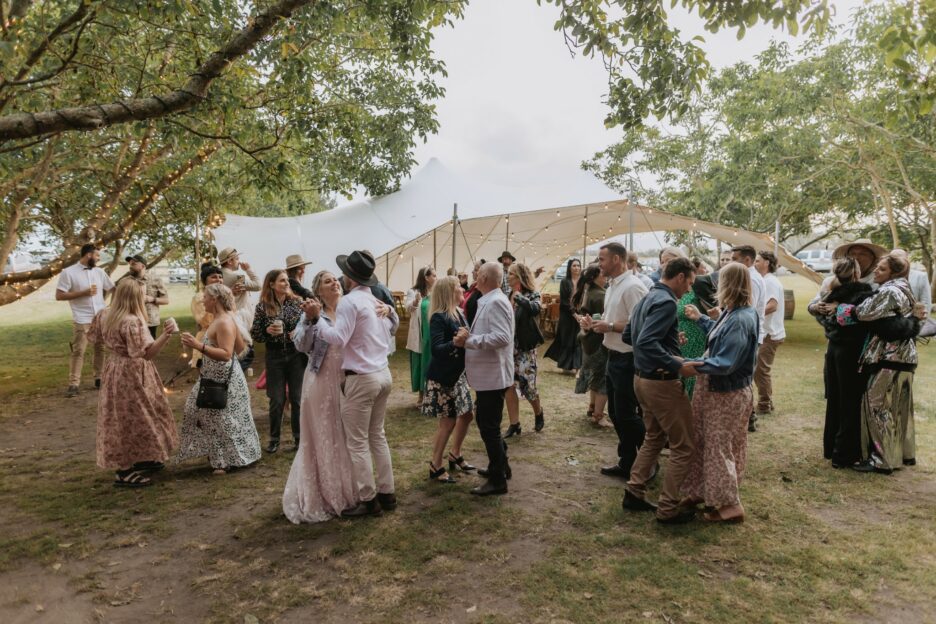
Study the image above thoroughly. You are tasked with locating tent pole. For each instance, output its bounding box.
[384,253,389,285]
[505,215,510,249]
[411,257,415,284]
[194,214,201,293]
[628,202,634,251]
[582,205,589,264]
[774,220,780,257]
[451,204,458,274]
[433,228,437,270]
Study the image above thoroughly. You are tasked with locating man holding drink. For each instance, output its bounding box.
[56,244,115,397]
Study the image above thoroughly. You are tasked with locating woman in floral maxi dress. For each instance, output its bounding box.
[680,263,759,523]
[178,284,261,474]
[89,278,179,487]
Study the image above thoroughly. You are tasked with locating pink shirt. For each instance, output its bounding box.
[315,286,398,374]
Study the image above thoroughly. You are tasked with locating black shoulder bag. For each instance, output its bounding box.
[196,358,236,409]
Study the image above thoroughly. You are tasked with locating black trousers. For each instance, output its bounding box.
[265,346,306,442]
[475,388,509,485]
[605,351,644,474]
[823,340,867,464]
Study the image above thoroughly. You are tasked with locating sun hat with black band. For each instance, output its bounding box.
[285,254,313,270]
[499,250,516,262]
[125,254,146,264]
[336,250,378,287]
[218,247,238,265]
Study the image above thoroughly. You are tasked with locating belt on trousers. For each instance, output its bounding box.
[635,369,679,381]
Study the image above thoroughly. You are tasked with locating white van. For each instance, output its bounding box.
[795,249,834,273]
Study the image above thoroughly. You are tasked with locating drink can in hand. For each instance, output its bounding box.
[592,313,602,321]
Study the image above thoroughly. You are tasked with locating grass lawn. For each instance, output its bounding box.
[0,275,933,623]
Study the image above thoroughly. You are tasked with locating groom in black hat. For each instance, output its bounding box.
[302,250,400,517]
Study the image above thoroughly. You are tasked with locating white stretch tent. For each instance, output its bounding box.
[214,159,821,291]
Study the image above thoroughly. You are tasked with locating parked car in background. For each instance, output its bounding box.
[796,249,834,273]
[169,267,196,284]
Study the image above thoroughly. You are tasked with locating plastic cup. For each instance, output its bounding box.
[592,313,602,320]
[167,317,178,333]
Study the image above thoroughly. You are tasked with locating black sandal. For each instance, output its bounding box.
[429,462,456,483]
[448,453,476,472]
[114,469,152,488]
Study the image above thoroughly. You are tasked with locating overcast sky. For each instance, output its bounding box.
[411,0,867,189]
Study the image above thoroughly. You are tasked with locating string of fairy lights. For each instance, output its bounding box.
[377,199,810,284]
[2,145,219,300]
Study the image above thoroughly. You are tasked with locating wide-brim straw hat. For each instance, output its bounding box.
[285,254,313,270]
[832,238,888,260]
[218,247,239,265]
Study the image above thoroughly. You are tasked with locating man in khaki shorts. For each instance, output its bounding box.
[56,244,115,397]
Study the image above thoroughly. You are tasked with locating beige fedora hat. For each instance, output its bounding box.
[218,247,239,265]
[832,238,888,260]
[285,254,313,270]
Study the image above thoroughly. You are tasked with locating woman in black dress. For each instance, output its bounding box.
[545,258,582,373]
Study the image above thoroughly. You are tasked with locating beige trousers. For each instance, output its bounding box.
[754,337,782,410]
[626,377,695,518]
[340,367,395,502]
[69,322,104,387]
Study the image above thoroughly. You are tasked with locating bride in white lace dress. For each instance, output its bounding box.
[283,271,357,523]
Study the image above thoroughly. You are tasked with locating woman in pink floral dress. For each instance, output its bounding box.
[282,271,358,523]
[89,278,179,487]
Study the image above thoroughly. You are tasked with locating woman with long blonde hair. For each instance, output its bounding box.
[421,276,477,482]
[250,269,305,453]
[282,271,358,521]
[179,283,261,473]
[88,278,179,487]
[504,263,545,437]
[681,262,759,523]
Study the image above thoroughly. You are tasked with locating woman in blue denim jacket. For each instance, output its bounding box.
[680,263,759,524]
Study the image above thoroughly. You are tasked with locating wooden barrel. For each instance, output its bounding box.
[783,289,795,320]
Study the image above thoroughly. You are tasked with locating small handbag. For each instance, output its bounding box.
[196,358,235,409]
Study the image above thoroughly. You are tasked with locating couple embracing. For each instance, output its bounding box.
[282,250,400,522]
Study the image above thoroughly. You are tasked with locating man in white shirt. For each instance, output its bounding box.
[580,242,649,479]
[56,244,115,397]
[304,250,400,518]
[754,251,786,416]
[456,262,515,496]
[730,245,766,431]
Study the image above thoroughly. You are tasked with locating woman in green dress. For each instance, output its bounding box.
[405,267,436,404]
[677,288,707,397]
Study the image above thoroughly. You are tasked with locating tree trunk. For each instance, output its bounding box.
[0,138,57,268]
[0,142,220,296]
[0,0,314,142]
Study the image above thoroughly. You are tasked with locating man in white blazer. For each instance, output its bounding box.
[456,262,515,496]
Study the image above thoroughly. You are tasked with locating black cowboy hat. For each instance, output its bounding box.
[336,250,378,287]
[499,250,516,262]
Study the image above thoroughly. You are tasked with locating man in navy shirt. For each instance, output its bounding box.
[622,257,700,524]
